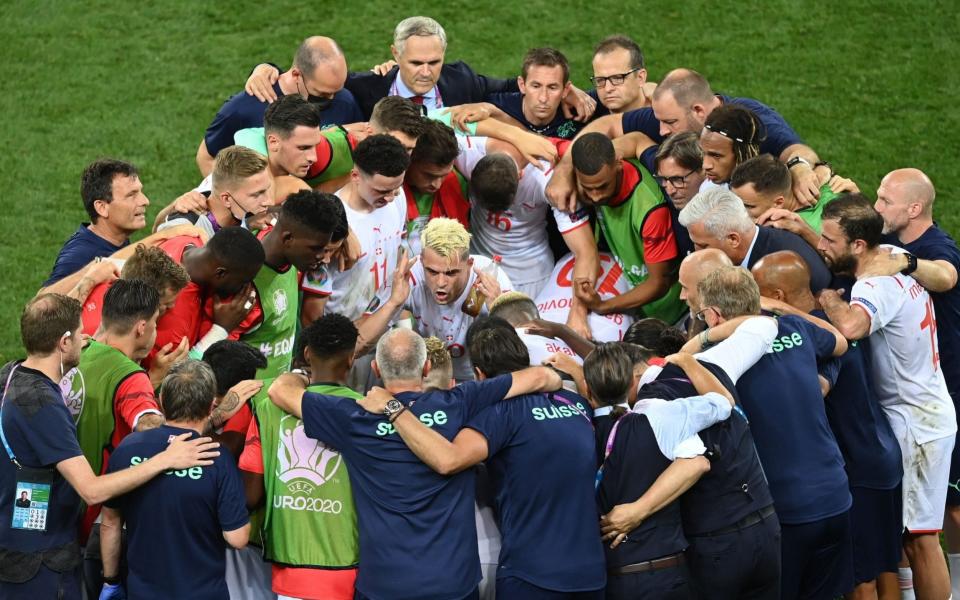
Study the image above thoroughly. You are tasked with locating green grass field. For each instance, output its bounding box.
[1,0,957,361]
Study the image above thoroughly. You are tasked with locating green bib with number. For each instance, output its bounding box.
[253,381,360,567]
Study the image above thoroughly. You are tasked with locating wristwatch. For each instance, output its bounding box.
[900,252,918,275]
[384,399,406,422]
[786,156,812,170]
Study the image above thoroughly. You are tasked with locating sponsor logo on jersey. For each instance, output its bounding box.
[277,414,342,494]
[60,367,85,421]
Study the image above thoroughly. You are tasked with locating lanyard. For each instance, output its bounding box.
[0,364,22,468]
[595,414,629,491]
[549,392,593,427]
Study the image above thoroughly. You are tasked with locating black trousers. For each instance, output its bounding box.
[686,513,781,600]
[605,562,696,600]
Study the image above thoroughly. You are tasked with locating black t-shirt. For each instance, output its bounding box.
[0,363,84,554]
[487,92,586,139]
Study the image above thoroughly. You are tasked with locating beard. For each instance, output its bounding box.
[823,250,858,275]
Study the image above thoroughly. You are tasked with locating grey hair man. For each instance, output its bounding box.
[99,359,250,599]
[679,187,832,292]
[268,326,562,600]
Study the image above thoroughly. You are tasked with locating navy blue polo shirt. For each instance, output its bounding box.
[300,375,513,600]
[622,94,803,158]
[466,391,605,592]
[0,364,84,554]
[887,226,960,400]
[735,315,851,524]
[105,425,249,600]
[486,92,585,139]
[203,83,364,157]
[814,310,902,490]
[44,224,127,286]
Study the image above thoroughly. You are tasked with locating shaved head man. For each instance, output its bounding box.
[875,168,936,237]
[875,168,960,591]
[752,249,905,597]
[678,248,733,316]
[750,250,815,306]
[198,36,361,176]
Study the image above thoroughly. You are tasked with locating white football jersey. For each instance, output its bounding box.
[403,254,514,382]
[535,252,634,343]
[318,188,407,321]
[455,136,589,287]
[516,328,581,367]
[851,259,956,444]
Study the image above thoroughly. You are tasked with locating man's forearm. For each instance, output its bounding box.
[354,300,404,357]
[675,358,733,403]
[597,274,672,315]
[912,259,959,293]
[100,511,123,578]
[626,456,710,521]
[392,411,465,475]
[38,266,88,296]
[268,375,307,417]
[555,325,596,358]
[821,298,868,340]
[65,271,102,302]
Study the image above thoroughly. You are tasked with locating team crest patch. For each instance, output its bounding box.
[59,367,85,422]
[276,414,342,494]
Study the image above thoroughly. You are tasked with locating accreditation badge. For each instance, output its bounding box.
[10,467,54,532]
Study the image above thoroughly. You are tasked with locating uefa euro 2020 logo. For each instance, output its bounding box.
[59,367,85,422]
[276,415,342,494]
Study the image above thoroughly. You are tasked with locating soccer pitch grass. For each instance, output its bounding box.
[1,1,956,361]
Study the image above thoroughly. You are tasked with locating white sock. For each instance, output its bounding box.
[950,553,960,598]
[899,566,915,600]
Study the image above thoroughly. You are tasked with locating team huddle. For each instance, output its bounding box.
[2,13,959,600]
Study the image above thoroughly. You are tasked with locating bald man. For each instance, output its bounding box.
[866,168,960,592]
[197,36,362,175]
[752,251,904,595]
[678,249,733,336]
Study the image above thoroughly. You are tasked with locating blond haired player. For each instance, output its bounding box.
[358,218,512,381]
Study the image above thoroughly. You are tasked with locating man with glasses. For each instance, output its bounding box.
[590,35,654,116]
[196,36,362,177]
[548,69,825,213]
[568,132,686,324]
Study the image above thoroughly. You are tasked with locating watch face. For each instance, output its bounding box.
[385,399,403,414]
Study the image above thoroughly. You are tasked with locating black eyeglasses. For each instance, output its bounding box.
[589,67,641,88]
[695,306,720,322]
[654,169,698,189]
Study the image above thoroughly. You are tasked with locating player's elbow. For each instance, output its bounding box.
[835,320,866,342]
[223,524,251,549]
[433,457,464,476]
[692,455,711,477]
[832,335,848,357]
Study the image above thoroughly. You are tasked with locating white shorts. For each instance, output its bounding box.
[887,410,955,532]
[225,545,275,599]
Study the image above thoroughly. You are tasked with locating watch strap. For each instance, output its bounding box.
[901,253,918,275]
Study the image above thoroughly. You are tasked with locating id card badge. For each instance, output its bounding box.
[10,467,54,532]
